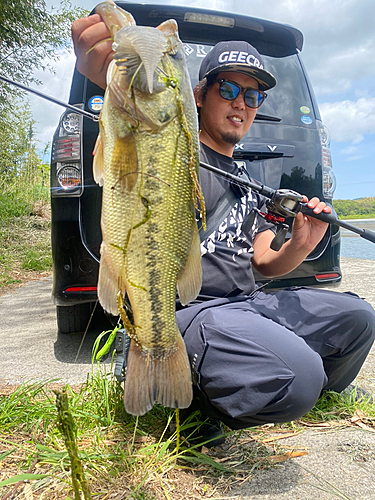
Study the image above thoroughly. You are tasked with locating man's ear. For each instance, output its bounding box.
[194,86,202,107]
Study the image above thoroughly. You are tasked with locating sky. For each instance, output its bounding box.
[28,0,375,200]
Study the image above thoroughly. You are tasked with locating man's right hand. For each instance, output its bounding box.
[71,14,113,90]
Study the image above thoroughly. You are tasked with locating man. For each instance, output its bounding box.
[72,16,375,443]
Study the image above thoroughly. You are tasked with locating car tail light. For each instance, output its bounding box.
[315,273,340,282]
[50,105,83,197]
[57,166,82,189]
[317,120,336,199]
[52,136,80,162]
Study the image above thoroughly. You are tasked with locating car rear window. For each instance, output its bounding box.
[183,42,315,127]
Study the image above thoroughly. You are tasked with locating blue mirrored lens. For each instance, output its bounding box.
[220,81,240,100]
[244,89,263,108]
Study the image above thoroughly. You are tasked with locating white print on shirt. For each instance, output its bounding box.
[200,189,259,260]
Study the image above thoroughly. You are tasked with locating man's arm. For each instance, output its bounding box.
[252,196,332,278]
[71,14,112,89]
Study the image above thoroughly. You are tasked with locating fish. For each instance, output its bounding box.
[92,1,205,416]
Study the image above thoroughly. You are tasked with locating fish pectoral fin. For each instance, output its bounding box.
[123,335,193,416]
[97,244,124,316]
[93,133,104,186]
[177,222,202,306]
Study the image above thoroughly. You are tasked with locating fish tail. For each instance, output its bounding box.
[123,334,193,416]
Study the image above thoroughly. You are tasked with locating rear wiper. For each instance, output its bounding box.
[255,113,281,122]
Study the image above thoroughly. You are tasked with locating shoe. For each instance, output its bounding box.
[341,384,373,403]
[180,410,226,448]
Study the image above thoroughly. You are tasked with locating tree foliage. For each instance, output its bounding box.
[0,96,45,185]
[0,0,88,197]
[0,0,87,105]
[333,198,375,219]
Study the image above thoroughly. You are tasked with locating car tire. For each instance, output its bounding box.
[56,303,94,334]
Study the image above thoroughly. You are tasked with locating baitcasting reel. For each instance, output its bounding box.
[242,189,304,251]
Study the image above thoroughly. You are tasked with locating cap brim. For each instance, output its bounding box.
[205,63,276,91]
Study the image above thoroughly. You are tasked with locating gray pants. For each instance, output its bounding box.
[176,287,375,430]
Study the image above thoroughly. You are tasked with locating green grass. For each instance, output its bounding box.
[1,349,374,500]
[0,179,51,289]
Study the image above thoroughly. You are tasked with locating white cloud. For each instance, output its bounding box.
[319,97,375,143]
[339,145,358,156]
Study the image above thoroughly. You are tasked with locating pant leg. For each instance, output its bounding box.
[178,299,328,430]
[250,287,375,392]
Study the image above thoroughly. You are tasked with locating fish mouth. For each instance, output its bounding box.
[113,26,169,94]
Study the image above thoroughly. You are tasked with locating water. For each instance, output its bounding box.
[339,219,375,261]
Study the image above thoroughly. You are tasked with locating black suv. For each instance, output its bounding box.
[50,2,340,333]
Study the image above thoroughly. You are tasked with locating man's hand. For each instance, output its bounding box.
[291,196,332,250]
[252,195,332,278]
[71,14,113,90]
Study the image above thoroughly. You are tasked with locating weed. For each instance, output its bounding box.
[0,333,374,499]
[302,388,375,424]
[0,177,51,290]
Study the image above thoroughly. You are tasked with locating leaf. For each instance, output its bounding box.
[267,451,308,462]
[261,431,302,443]
[180,451,233,472]
[351,409,375,433]
[0,473,49,487]
[0,448,16,461]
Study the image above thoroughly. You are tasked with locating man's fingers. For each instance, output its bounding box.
[71,14,113,89]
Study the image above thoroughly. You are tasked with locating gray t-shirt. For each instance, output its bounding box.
[197,143,275,300]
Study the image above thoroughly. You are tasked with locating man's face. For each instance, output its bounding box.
[196,71,259,156]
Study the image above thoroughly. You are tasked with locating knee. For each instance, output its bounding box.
[268,352,326,422]
[345,299,375,345]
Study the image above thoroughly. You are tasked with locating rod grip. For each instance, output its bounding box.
[300,204,338,224]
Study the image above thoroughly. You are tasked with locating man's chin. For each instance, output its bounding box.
[221,132,242,146]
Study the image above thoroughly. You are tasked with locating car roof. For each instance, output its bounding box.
[113,2,303,56]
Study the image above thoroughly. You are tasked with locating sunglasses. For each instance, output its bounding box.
[217,79,267,109]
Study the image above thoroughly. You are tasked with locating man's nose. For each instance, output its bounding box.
[232,92,246,109]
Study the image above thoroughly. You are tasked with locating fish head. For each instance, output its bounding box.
[105,16,195,132]
[95,1,136,31]
[112,19,186,96]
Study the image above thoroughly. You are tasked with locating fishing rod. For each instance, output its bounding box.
[2,74,373,248]
[200,160,375,250]
[0,74,99,122]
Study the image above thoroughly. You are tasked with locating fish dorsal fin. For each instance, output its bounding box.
[113,26,168,93]
[177,222,202,305]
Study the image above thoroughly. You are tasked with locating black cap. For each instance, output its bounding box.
[199,41,276,91]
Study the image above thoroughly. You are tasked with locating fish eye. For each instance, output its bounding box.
[168,49,183,60]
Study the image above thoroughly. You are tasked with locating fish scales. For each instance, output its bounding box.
[93,1,205,415]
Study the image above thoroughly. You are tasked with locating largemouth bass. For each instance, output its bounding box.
[93,1,205,416]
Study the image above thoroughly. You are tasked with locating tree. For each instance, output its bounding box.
[0,97,40,184]
[0,0,87,106]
